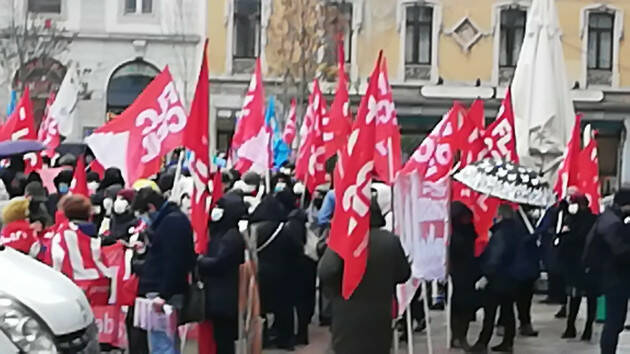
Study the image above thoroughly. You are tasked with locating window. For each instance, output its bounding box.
[588,12,613,70]
[499,9,526,67]
[124,0,153,15]
[405,5,433,65]
[27,0,61,14]
[233,0,261,59]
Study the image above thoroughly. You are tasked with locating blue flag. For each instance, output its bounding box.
[6,90,16,116]
[265,96,291,168]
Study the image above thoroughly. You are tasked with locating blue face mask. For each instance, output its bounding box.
[137,212,152,225]
[58,183,69,194]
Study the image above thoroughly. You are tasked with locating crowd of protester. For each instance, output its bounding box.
[1,152,630,354]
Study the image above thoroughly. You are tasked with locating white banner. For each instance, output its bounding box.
[394,170,450,316]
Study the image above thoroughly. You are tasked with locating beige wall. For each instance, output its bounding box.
[209,0,630,86]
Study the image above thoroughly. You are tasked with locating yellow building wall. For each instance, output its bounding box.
[208,0,227,76]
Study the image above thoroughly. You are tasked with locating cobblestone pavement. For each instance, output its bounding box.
[260,295,630,354]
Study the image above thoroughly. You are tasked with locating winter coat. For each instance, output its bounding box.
[557,209,597,291]
[198,193,247,322]
[318,228,411,354]
[584,207,630,292]
[480,218,528,295]
[449,219,481,314]
[137,202,195,301]
[101,212,139,246]
[250,196,302,312]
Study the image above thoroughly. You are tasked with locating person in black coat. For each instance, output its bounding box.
[197,192,247,354]
[132,187,195,306]
[250,195,302,350]
[586,189,630,354]
[276,189,316,345]
[471,204,527,353]
[449,202,481,350]
[318,198,410,354]
[558,193,598,340]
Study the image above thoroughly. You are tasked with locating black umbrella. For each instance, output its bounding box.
[0,140,45,158]
[453,158,554,207]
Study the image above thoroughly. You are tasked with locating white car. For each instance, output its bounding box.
[0,245,99,353]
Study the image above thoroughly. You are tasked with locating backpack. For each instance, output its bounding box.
[508,233,541,282]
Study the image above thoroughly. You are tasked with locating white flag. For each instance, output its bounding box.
[50,64,80,137]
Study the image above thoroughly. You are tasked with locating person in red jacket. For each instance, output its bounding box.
[0,197,40,257]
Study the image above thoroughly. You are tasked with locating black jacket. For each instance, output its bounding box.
[319,229,410,354]
[449,218,481,313]
[557,209,597,290]
[101,212,139,246]
[480,218,527,294]
[198,193,247,321]
[585,207,630,292]
[250,196,302,312]
[137,202,195,300]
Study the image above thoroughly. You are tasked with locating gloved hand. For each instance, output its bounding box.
[475,276,488,290]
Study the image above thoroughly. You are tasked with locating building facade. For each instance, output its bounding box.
[0,0,206,141]
[209,0,630,195]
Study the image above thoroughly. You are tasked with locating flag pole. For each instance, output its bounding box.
[405,304,414,354]
[169,150,186,203]
[422,280,434,354]
[446,275,453,348]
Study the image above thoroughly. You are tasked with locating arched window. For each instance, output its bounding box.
[12,57,67,127]
[106,59,159,115]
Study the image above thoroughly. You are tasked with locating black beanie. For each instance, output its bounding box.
[614,188,630,207]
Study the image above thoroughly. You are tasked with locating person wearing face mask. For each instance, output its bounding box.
[46,169,73,219]
[555,193,598,340]
[250,195,302,350]
[98,167,125,192]
[101,189,139,246]
[131,187,196,353]
[97,184,123,235]
[87,171,101,195]
[197,192,247,354]
[583,188,630,354]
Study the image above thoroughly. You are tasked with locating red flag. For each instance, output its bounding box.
[328,52,382,299]
[483,88,519,163]
[70,155,89,197]
[231,59,269,174]
[85,67,187,184]
[38,92,60,157]
[24,152,43,175]
[295,80,327,193]
[373,58,402,184]
[0,87,36,141]
[554,114,582,198]
[282,98,297,146]
[458,99,486,165]
[211,170,223,208]
[322,39,352,159]
[578,131,601,214]
[402,103,464,181]
[184,40,212,255]
[89,159,106,179]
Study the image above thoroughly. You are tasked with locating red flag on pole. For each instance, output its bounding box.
[328,52,383,299]
[0,86,36,141]
[282,98,297,146]
[373,58,402,184]
[70,155,89,197]
[322,39,352,159]
[295,80,328,193]
[85,67,188,184]
[38,92,61,157]
[554,114,582,198]
[184,40,212,255]
[230,59,269,174]
[578,129,601,214]
[483,88,519,163]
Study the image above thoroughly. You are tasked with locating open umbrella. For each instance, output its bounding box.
[453,158,554,207]
[0,140,45,159]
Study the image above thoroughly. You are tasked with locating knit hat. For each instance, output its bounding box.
[25,182,47,202]
[117,189,136,204]
[2,197,29,224]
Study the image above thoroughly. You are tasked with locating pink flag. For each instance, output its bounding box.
[85,67,187,184]
[230,59,269,174]
[282,98,297,146]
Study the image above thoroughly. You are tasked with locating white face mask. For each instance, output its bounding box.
[211,207,224,222]
[113,197,129,215]
[87,182,99,194]
[103,198,113,216]
[568,203,579,215]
